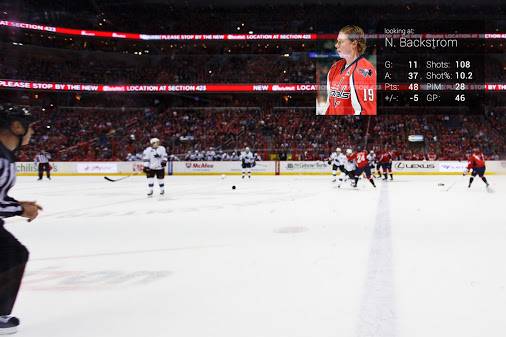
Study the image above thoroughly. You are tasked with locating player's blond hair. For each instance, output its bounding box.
[339,25,366,54]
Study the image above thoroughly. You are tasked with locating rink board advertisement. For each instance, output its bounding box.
[16,161,142,176]
[280,161,329,174]
[171,161,275,175]
[76,163,118,174]
[15,161,506,176]
[438,161,469,173]
[393,161,438,173]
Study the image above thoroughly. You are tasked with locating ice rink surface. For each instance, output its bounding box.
[5,174,506,337]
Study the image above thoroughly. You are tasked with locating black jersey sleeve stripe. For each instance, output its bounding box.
[0,209,23,218]
[0,159,22,218]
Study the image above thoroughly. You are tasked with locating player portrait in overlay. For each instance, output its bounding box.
[316,25,377,115]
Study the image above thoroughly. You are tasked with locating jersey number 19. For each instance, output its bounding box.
[363,89,374,102]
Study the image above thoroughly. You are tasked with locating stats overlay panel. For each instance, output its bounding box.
[377,20,485,114]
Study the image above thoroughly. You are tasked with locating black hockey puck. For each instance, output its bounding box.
[232,185,236,190]
[438,183,445,186]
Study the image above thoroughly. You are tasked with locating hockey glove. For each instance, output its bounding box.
[143,167,150,173]
[161,161,167,167]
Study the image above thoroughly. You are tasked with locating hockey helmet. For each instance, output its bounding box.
[0,105,35,149]
[0,105,34,131]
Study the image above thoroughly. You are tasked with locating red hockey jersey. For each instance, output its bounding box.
[379,152,393,164]
[324,56,377,116]
[348,151,369,169]
[467,153,486,169]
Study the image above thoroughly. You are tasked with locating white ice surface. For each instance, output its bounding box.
[4,175,506,337]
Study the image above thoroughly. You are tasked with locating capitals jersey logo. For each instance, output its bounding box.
[359,68,373,77]
[330,70,351,105]
[330,87,350,100]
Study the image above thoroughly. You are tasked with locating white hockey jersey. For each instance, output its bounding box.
[240,151,255,164]
[143,146,168,170]
[206,150,216,161]
[231,152,240,161]
[367,153,376,164]
[344,156,356,172]
[329,152,347,166]
[189,152,198,161]
[219,152,228,161]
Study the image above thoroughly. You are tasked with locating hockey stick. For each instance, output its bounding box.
[104,171,143,182]
[443,171,468,191]
[444,179,458,191]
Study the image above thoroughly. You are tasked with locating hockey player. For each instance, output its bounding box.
[240,147,255,179]
[378,150,393,180]
[465,148,490,189]
[230,151,239,161]
[142,138,168,197]
[328,147,348,182]
[323,25,377,115]
[348,148,376,188]
[367,150,378,177]
[190,151,198,161]
[374,152,383,178]
[340,148,357,187]
[0,107,42,335]
[219,151,228,161]
[184,151,192,161]
[206,147,216,161]
[197,150,205,161]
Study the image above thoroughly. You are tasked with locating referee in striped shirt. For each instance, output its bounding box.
[0,106,42,334]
